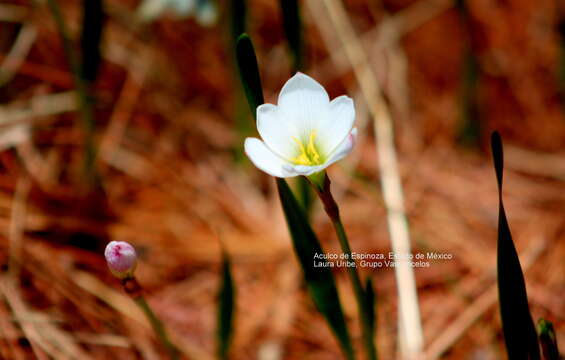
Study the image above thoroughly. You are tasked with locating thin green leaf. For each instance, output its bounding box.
[230,0,247,41]
[235,34,264,116]
[538,319,559,360]
[277,179,355,360]
[217,252,235,360]
[279,0,303,71]
[491,132,540,360]
[455,1,480,147]
[80,0,105,83]
[227,0,251,162]
[365,278,376,338]
[296,176,313,218]
[47,0,98,183]
[457,51,480,146]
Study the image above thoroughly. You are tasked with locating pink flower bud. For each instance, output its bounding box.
[105,241,137,279]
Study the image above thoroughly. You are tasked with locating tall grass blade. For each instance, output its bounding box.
[456,0,481,147]
[80,0,104,83]
[491,132,540,360]
[279,0,303,71]
[217,251,235,360]
[235,34,264,115]
[47,0,98,183]
[365,278,376,339]
[230,0,247,41]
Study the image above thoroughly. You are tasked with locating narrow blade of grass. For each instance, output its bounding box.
[365,278,376,339]
[47,0,98,183]
[80,0,104,83]
[230,0,247,41]
[455,1,480,147]
[295,176,313,218]
[217,251,235,360]
[279,0,303,71]
[538,319,559,360]
[491,132,540,360]
[235,34,264,115]
[227,0,250,162]
[457,51,480,147]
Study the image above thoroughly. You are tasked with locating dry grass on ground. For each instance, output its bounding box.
[0,0,563,358]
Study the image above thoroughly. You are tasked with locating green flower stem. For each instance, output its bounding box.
[334,220,377,360]
[312,174,377,360]
[122,277,179,360]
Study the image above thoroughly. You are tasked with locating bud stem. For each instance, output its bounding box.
[134,294,180,360]
[309,174,378,360]
[121,276,179,360]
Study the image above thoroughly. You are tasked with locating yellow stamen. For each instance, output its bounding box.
[291,131,323,165]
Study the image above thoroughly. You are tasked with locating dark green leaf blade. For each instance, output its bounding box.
[80,0,105,83]
[277,179,355,360]
[217,252,235,360]
[235,34,264,117]
[279,0,303,71]
[365,278,376,339]
[538,319,559,360]
[230,0,247,41]
[455,1,481,147]
[296,176,313,218]
[491,132,540,360]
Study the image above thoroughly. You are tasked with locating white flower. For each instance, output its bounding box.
[244,73,357,178]
[105,241,137,279]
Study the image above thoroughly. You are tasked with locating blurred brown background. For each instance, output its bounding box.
[0,0,563,358]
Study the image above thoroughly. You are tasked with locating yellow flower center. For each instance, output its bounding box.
[290,131,323,166]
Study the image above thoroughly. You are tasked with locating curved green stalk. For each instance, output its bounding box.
[333,218,377,360]
[134,295,180,360]
[313,174,377,360]
[121,276,179,360]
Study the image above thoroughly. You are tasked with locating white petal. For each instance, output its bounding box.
[317,95,355,155]
[244,138,295,178]
[256,103,297,159]
[283,164,327,176]
[278,73,329,107]
[325,127,358,166]
[277,73,330,139]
